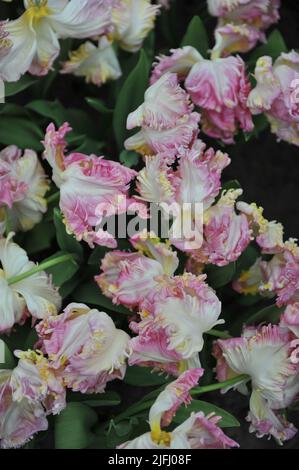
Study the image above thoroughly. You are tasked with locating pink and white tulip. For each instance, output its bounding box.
[43,122,140,248]
[0,145,49,234]
[0,234,61,334]
[112,0,160,53]
[36,303,131,394]
[10,350,66,415]
[119,369,238,449]
[185,55,253,143]
[129,273,223,375]
[96,233,179,309]
[0,0,114,82]
[280,303,299,338]
[0,370,48,449]
[0,349,66,448]
[214,324,299,444]
[189,189,252,267]
[208,0,280,57]
[60,36,122,86]
[125,72,200,156]
[151,49,253,143]
[248,51,299,146]
[260,240,299,306]
[237,201,284,254]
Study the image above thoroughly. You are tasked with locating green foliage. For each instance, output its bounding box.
[181,16,209,57]
[53,209,84,260]
[206,262,236,289]
[55,403,98,449]
[72,281,131,315]
[5,75,37,97]
[248,30,288,69]
[44,251,79,287]
[124,366,168,387]
[173,400,240,428]
[113,50,150,149]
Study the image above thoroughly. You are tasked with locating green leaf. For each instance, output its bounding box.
[0,339,16,370]
[45,251,79,287]
[181,16,209,57]
[88,246,110,265]
[206,262,236,289]
[252,114,269,137]
[245,303,284,325]
[26,100,66,126]
[113,49,150,150]
[74,137,104,155]
[24,329,39,351]
[86,98,113,115]
[53,209,84,260]
[105,419,136,448]
[23,221,56,255]
[119,149,139,168]
[124,366,168,387]
[5,76,37,98]
[0,117,43,151]
[72,281,131,315]
[59,273,81,300]
[248,30,287,68]
[173,400,240,428]
[143,30,155,63]
[55,403,98,449]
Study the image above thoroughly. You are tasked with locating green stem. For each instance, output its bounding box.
[47,191,60,204]
[191,374,249,396]
[7,254,75,285]
[206,329,232,339]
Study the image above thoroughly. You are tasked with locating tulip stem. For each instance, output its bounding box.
[206,329,232,339]
[7,254,76,285]
[191,374,249,396]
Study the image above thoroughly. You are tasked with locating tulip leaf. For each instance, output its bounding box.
[173,400,240,428]
[26,99,66,126]
[248,30,287,68]
[245,303,284,325]
[206,262,236,289]
[86,98,113,115]
[55,403,98,449]
[113,49,150,150]
[72,281,131,315]
[23,221,56,255]
[5,75,37,98]
[119,149,139,168]
[124,366,168,387]
[0,117,43,151]
[45,251,79,287]
[53,208,84,260]
[181,16,209,57]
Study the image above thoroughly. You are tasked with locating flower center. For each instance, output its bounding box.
[151,429,172,447]
[25,0,51,22]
